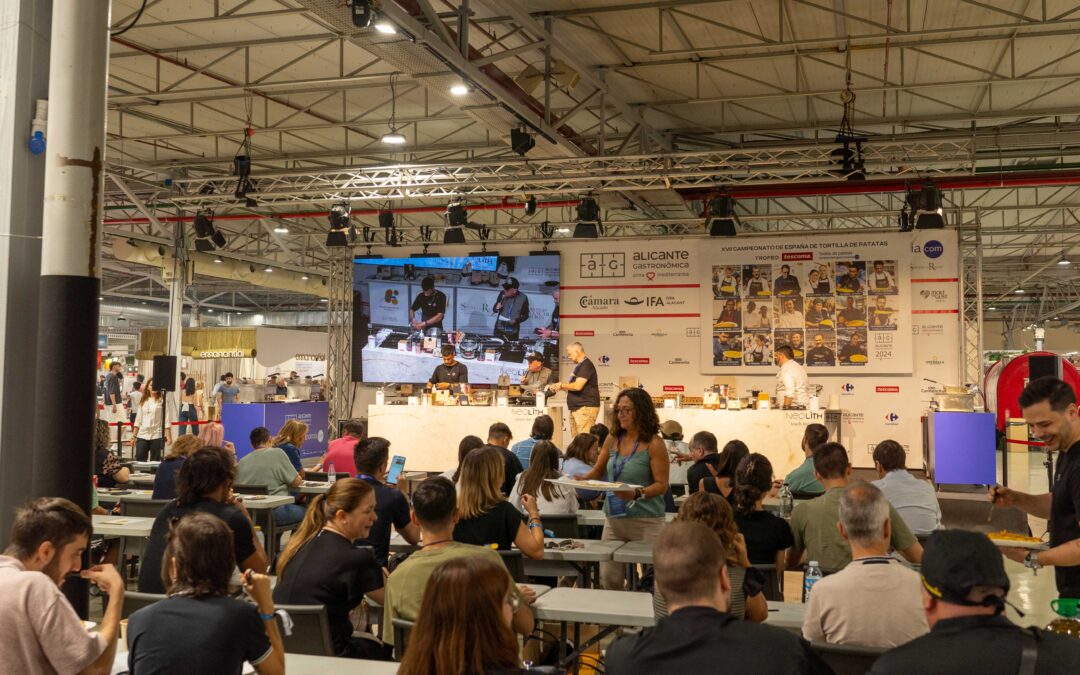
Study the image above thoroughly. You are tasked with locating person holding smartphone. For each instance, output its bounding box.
[353,437,421,567]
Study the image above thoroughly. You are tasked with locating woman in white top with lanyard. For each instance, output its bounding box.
[131,377,173,462]
[576,387,670,590]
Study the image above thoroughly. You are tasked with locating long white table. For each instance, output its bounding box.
[532,587,654,673]
[653,408,843,477]
[113,648,398,674]
[576,510,676,527]
[367,404,564,472]
[766,600,805,634]
[92,514,154,538]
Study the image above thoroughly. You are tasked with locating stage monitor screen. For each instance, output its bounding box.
[352,254,561,384]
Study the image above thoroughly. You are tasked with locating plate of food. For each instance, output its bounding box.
[848,354,868,363]
[723,350,743,359]
[714,321,738,329]
[988,530,1049,550]
[846,320,866,327]
[546,478,642,492]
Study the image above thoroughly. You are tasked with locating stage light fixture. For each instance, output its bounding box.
[326,203,355,247]
[900,183,945,230]
[706,194,738,237]
[444,201,468,243]
[213,255,224,264]
[573,196,601,239]
[830,135,866,181]
[193,208,228,252]
[1058,258,1072,266]
[511,127,535,156]
[348,0,373,28]
[381,130,406,145]
[524,195,537,216]
[264,266,273,273]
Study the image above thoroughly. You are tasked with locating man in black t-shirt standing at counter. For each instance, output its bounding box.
[429,344,468,390]
[551,342,600,436]
[410,276,446,332]
[991,377,1080,598]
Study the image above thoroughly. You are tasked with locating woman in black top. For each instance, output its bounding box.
[94,418,129,489]
[127,513,285,675]
[702,439,750,500]
[151,435,201,500]
[273,478,389,660]
[732,453,794,569]
[398,555,529,675]
[453,445,544,560]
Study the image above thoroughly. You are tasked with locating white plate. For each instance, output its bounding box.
[545,478,642,492]
[989,537,1048,550]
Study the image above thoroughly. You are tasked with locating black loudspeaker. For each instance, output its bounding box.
[152,355,178,391]
[1028,354,1061,382]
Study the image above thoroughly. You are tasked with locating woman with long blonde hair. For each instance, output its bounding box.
[398,556,526,675]
[271,419,306,473]
[273,478,389,660]
[453,445,544,559]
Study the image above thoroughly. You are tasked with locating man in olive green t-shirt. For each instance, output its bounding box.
[783,423,829,495]
[786,442,923,571]
[236,426,303,525]
[382,477,535,646]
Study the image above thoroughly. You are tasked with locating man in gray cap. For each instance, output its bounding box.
[492,276,530,340]
[520,351,555,394]
[870,529,1080,674]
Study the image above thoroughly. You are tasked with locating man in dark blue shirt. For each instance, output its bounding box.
[352,437,420,566]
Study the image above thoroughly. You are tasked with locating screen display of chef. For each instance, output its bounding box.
[352,255,561,384]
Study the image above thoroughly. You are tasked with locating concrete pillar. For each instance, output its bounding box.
[0,0,50,545]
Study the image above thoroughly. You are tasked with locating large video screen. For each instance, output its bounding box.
[352,255,561,384]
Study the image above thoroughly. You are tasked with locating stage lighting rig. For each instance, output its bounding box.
[706,194,738,237]
[573,196,601,239]
[326,202,355,247]
[193,208,227,252]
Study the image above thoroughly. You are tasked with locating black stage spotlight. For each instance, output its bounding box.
[706,194,737,237]
[915,184,945,229]
[379,210,398,246]
[347,0,373,28]
[511,127,535,156]
[326,203,354,247]
[444,201,467,243]
[573,196,601,239]
[193,208,227,252]
[524,195,537,216]
[830,135,866,181]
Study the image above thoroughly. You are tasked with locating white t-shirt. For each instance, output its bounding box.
[802,556,928,647]
[509,473,578,515]
[134,397,172,440]
[776,359,809,406]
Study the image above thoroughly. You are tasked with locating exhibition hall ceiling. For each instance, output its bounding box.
[99,0,1080,325]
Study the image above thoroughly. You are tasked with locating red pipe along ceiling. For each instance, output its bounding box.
[104,199,581,225]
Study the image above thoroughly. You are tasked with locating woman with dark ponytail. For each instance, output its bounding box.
[732,453,794,570]
[272,478,391,660]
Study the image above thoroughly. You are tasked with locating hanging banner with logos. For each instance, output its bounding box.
[699,234,913,374]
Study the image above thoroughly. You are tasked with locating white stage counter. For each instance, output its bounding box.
[368,404,564,471]
[654,408,842,478]
[362,344,528,383]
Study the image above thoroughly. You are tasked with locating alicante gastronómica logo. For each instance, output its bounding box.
[923,240,944,259]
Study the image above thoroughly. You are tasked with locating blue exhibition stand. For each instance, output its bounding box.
[222,401,329,461]
[924,411,997,485]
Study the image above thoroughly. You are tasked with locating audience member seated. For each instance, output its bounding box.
[273,479,390,660]
[606,521,831,674]
[152,434,202,500]
[139,446,268,593]
[509,441,578,515]
[398,556,533,675]
[316,419,365,475]
[802,482,928,647]
[656,491,767,623]
[787,442,922,572]
[237,426,304,526]
[382,477,536,647]
[701,439,750,498]
[685,430,721,494]
[0,497,125,675]
[732,453,794,568]
[660,420,690,487]
[872,439,942,536]
[783,423,830,496]
[128,513,284,674]
[94,418,130,488]
[487,422,524,496]
[560,432,603,503]
[352,437,420,567]
[271,419,307,475]
[589,422,610,448]
[870,530,1080,673]
[440,434,484,484]
[453,445,544,559]
[510,414,555,470]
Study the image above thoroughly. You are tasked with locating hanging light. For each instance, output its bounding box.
[381,130,406,145]
[706,194,737,237]
[264,266,274,273]
[450,83,470,96]
[374,20,396,34]
[273,225,289,234]
[382,74,406,145]
[213,255,224,264]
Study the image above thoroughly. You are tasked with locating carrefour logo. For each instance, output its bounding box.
[923,240,944,259]
[884,413,900,422]
[598,355,611,364]
[841,383,855,393]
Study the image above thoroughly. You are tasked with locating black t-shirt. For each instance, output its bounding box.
[686,453,722,493]
[735,509,796,565]
[410,290,447,330]
[151,457,185,500]
[1051,441,1080,596]
[453,500,525,550]
[430,362,469,384]
[354,475,411,567]
[606,606,830,674]
[273,530,384,655]
[567,358,600,410]
[128,595,271,675]
[138,500,256,594]
[499,446,524,497]
[773,275,801,295]
[806,346,836,366]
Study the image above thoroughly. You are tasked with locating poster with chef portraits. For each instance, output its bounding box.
[700,234,913,375]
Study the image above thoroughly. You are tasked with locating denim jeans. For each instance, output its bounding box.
[178,407,199,435]
[273,503,306,526]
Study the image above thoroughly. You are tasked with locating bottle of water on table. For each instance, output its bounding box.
[778,482,794,519]
[804,560,823,600]
[328,462,336,483]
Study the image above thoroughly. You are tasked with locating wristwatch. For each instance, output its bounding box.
[1024,550,1043,570]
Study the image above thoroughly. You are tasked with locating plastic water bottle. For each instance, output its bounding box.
[327,462,336,483]
[804,561,823,600]
[778,482,794,519]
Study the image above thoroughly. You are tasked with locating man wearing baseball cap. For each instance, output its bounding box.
[520,351,555,394]
[492,276,530,340]
[871,530,1080,673]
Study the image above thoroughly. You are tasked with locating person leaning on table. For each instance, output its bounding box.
[575,387,670,590]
